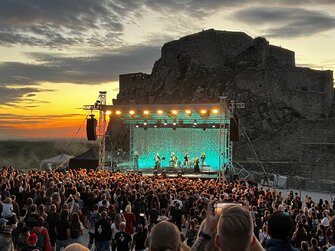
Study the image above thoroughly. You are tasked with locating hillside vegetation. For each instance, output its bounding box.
[0,140,97,169]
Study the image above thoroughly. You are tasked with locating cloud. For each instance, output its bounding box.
[0,86,52,105]
[0,0,144,48]
[233,7,335,37]
[0,44,160,105]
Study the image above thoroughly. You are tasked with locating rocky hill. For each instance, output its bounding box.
[109,29,335,191]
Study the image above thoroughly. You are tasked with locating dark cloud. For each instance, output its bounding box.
[233,7,335,37]
[0,45,160,105]
[0,0,143,47]
[0,86,52,105]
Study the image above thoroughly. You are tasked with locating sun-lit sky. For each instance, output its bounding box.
[0,0,334,139]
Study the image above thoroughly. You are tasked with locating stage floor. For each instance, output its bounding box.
[125,167,219,179]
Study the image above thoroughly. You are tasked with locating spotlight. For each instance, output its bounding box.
[105,110,112,115]
[154,125,157,128]
[143,110,149,116]
[163,120,168,126]
[157,110,164,114]
[171,110,178,115]
[212,109,219,114]
[194,120,198,125]
[212,125,216,128]
[200,109,210,117]
[115,110,121,115]
[185,110,192,116]
[172,120,177,126]
[135,125,139,128]
[129,110,135,117]
[143,120,148,126]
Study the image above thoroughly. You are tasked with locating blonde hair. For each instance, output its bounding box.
[125,204,132,213]
[217,205,253,251]
[150,221,181,251]
[64,243,89,251]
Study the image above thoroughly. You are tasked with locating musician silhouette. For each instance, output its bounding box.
[154,153,160,170]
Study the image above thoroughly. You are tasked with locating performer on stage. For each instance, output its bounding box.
[183,152,190,167]
[154,153,160,170]
[170,152,178,167]
[200,152,206,166]
[194,157,200,173]
[134,151,139,170]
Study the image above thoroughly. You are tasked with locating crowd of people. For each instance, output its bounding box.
[0,165,335,251]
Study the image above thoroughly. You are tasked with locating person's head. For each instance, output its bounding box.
[311,238,318,247]
[125,204,132,213]
[36,216,45,227]
[149,221,181,251]
[63,243,90,251]
[215,205,253,251]
[268,211,294,241]
[120,222,126,231]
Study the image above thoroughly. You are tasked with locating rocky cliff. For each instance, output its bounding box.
[109,29,335,190]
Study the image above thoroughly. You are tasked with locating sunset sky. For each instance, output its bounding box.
[0,0,334,140]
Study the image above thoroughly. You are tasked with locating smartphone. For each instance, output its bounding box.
[213,202,242,214]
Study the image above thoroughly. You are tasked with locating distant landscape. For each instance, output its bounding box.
[0,140,97,170]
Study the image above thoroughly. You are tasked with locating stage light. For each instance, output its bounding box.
[115,110,121,115]
[172,120,177,126]
[157,110,164,114]
[143,110,149,116]
[135,125,139,128]
[143,120,148,126]
[194,120,198,125]
[212,109,219,114]
[105,110,112,115]
[212,125,216,128]
[185,110,192,116]
[171,110,178,115]
[163,120,167,126]
[129,110,135,117]
[154,125,157,128]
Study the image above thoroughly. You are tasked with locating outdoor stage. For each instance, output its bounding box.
[84,95,237,176]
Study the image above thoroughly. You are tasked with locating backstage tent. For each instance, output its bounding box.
[40,154,74,171]
[69,149,98,170]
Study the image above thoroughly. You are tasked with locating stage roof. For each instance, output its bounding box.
[83,103,235,126]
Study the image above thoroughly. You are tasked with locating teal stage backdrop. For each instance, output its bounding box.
[133,128,221,170]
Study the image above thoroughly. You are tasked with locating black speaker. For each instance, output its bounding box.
[86,117,97,140]
[230,116,239,141]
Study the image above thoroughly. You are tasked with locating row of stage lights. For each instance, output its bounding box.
[135,119,224,130]
[104,108,220,117]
